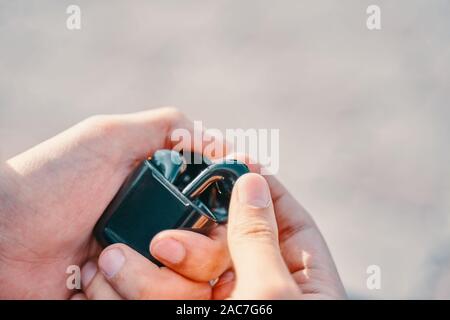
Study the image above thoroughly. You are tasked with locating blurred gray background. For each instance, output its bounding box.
[1,0,449,299]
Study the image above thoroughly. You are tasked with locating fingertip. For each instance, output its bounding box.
[235,173,271,209]
[150,229,231,282]
[235,172,268,186]
[215,270,235,288]
[150,237,186,265]
[70,293,87,300]
[81,260,98,289]
[98,245,126,279]
[212,270,236,300]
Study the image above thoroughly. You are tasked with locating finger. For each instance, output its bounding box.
[81,260,122,300]
[212,270,236,300]
[97,107,232,161]
[70,293,87,300]
[98,243,212,300]
[227,173,299,298]
[226,153,315,228]
[227,153,319,256]
[228,154,346,297]
[150,225,231,282]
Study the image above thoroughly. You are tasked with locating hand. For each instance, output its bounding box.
[224,171,346,299]
[0,107,230,299]
[88,157,346,300]
[78,225,231,300]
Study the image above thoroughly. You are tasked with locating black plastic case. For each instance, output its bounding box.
[94,152,249,264]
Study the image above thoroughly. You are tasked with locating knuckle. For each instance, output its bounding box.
[84,114,122,135]
[231,219,277,243]
[159,106,185,122]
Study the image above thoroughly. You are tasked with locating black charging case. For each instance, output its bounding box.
[94,151,249,264]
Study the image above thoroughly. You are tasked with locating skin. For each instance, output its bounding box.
[0,107,229,299]
[226,172,347,299]
[0,107,346,299]
[81,157,347,300]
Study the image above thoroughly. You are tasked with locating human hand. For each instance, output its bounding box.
[223,171,346,299]
[0,107,230,299]
[78,224,231,300]
[85,159,346,300]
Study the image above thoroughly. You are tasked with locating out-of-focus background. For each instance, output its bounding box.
[1,0,449,299]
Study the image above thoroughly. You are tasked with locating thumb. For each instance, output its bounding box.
[227,173,298,298]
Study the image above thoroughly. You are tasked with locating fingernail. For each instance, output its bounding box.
[81,261,97,288]
[238,174,271,208]
[215,270,235,287]
[99,248,125,278]
[151,238,186,264]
